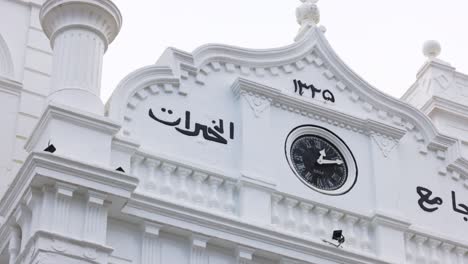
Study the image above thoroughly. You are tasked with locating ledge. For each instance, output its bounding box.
[25,103,122,152]
[0,152,138,222]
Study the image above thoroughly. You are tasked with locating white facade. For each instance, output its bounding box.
[1,0,468,263]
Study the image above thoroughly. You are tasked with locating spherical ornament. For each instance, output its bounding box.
[423,40,441,59]
[296,0,320,26]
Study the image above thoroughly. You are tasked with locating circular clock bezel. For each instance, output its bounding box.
[285,125,358,196]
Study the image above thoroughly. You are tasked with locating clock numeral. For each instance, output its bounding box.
[296,163,306,172]
[293,155,303,162]
[304,140,312,149]
[314,140,321,149]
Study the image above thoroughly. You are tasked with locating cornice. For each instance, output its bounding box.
[0,152,138,223]
[123,194,390,264]
[233,78,407,140]
[25,103,121,152]
[0,76,22,96]
[421,96,468,119]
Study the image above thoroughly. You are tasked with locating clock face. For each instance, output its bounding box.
[290,135,348,191]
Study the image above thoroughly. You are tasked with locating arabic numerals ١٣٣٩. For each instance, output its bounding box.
[416,186,468,222]
[148,107,235,145]
[293,79,335,103]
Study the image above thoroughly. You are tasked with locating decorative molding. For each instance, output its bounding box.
[242,92,272,118]
[371,133,399,157]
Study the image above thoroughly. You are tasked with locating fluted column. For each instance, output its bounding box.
[190,235,209,264]
[141,222,163,264]
[40,0,122,115]
[83,191,108,244]
[53,183,76,235]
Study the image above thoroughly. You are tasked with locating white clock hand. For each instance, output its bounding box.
[319,159,344,165]
[317,149,326,164]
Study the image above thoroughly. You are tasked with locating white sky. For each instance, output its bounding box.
[102,0,468,102]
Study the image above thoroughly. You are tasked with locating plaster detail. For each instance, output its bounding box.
[371,133,399,157]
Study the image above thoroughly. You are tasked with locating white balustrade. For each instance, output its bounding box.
[405,233,467,264]
[270,193,375,255]
[130,154,239,216]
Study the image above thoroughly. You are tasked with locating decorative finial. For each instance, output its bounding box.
[422,40,441,60]
[296,0,320,27]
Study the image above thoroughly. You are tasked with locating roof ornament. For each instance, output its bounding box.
[295,0,323,41]
[296,0,320,26]
[422,40,442,60]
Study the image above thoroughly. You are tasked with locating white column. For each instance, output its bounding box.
[131,155,145,189]
[39,0,122,115]
[344,215,359,249]
[83,191,108,244]
[299,202,313,234]
[284,198,298,231]
[192,172,208,204]
[176,167,192,201]
[190,234,210,264]
[160,163,176,196]
[53,183,76,235]
[455,247,467,264]
[359,219,372,252]
[8,226,21,264]
[428,239,441,264]
[271,194,283,226]
[329,211,344,231]
[441,243,455,264]
[141,222,163,264]
[313,206,328,237]
[144,159,160,192]
[224,180,237,214]
[207,176,223,209]
[414,235,427,263]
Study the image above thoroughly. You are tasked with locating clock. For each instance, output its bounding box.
[285,125,357,196]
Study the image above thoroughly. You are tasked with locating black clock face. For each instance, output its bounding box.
[290,135,348,191]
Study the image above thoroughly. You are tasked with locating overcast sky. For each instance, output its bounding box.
[101,0,468,101]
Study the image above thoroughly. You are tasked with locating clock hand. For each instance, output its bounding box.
[319,159,344,165]
[317,149,326,164]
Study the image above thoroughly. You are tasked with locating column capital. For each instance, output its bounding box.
[40,0,122,50]
[142,221,164,237]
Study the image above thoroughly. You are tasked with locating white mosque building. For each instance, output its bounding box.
[0,0,468,263]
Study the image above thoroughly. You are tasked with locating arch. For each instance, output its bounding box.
[0,34,14,78]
